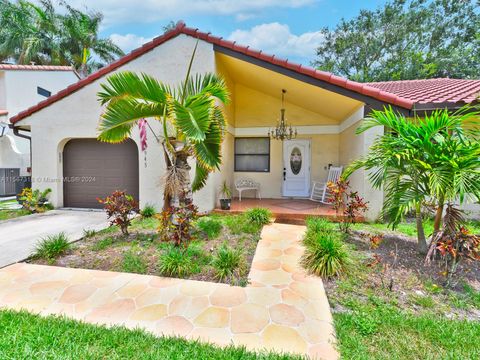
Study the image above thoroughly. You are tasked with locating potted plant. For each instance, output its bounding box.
[219,181,232,210]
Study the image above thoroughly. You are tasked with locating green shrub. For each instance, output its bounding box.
[223,215,260,235]
[157,245,199,277]
[91,237,114,251]
[303,229,341,249]
[34,232,71,260]
[244,207,271,226]
[196,217,222,239]
[121,250,147,274]
[301,231,351,278]
[140,204,156,218]
[212,243,244,281]
[83,229,97,238]
[305,217,334,234]
[18,187,52,213]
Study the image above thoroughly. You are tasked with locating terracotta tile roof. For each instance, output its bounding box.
[366,78,480,108]
[9,21,477,124]
[0,64,75,71]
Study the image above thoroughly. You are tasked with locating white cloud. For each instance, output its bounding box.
[61,0,317,26]
[109,34,152,53]
[228,23,323,59]
[235,13,258,22]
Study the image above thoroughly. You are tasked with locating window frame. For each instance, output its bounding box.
[234,137,271,173]
[37,86,51,98]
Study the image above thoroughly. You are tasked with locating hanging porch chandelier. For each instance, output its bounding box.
[268,89,297,141]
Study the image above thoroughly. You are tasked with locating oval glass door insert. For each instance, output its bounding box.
[290,147,302,175]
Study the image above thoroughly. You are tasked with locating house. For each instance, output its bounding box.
[0,64,79,195]
[9,22,480,219]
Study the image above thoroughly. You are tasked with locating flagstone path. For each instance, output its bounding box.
[0,223,338,359]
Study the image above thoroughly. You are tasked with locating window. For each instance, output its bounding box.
[234,137,270,172]
[37,86,51,97]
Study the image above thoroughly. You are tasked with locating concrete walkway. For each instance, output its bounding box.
[0,223,337,359]
[0,209,108,268]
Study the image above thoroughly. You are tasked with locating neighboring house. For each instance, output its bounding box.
[0,64,79,195]
[9,22,480,219]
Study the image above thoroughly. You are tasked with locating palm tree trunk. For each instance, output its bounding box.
[415,201,428,254]
[163,139,193,215]
[433,195,445,234]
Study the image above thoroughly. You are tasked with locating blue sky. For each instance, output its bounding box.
[68,0,387,65]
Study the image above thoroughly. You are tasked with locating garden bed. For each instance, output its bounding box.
[28,212,267,286]
[326,228,480,320]
[300,217,480,358]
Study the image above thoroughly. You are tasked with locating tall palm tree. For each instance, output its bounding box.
[96,45,229,215]
[0,0,123,75]
[0,0,62,65]
[344,106,480,254]
[61,3,124,77]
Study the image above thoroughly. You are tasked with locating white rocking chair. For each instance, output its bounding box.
[310,166,343,204]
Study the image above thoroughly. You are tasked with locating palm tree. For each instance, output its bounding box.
[61,3,124,77]
[0,0,62,65]
[0,0,123,75]
[344,106,480,254]
[96,45,229,216]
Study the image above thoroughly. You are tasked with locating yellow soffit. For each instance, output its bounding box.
[215,52,363,122]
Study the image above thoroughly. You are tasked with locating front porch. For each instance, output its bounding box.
[214,198,337,222]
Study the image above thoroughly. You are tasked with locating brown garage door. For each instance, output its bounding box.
[63,139,139,208]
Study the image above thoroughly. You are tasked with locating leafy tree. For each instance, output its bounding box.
[96,44,229,242]
[344,106,480,254]
[314,0,479,82]
[0,0,123,75]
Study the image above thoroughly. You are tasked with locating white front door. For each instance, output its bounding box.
[282,139,310,197]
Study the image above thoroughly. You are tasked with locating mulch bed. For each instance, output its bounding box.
[324,228,480,320]
[29,217,261,286]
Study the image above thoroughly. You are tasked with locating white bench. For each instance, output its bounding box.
[235,179,261,201]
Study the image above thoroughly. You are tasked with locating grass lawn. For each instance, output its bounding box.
[302,217,480,359]
[354,218,480,238]
[29,213,265,286]
[0,199,31,220]
[0,310,298,360]
[0,208,30,221]
[322,222,480,359]
[335,304,480,359]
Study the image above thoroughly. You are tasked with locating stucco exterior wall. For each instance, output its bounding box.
[0,135,29,175]
[0,69,78,176]
[20,35,217,212]
[339,109,384,221]
[4,70,78,119]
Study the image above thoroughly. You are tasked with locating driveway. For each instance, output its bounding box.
[0,209,108,268]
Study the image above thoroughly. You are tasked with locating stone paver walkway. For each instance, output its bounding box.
[0,223,337,359]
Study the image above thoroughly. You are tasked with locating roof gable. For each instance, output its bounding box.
[9,21,479,124]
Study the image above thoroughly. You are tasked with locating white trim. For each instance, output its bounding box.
[226,106,365,136]
[339,106,364,132]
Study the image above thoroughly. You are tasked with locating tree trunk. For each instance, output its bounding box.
[163,139,193,218]
[415,201,428,254]
[433,195,445,234]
